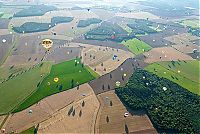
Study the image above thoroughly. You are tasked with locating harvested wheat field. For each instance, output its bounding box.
[89,58,148,95]
[37,84,99,133]
[45,47,82,64]
[115,11,160,20]
[3,54,44,67]
[164,33,199,46]
[96,90,156,134]
[81,44,134,75]
[172,44,199,54]
[4,83,94,133]
[12,34,43,55]
[70,10,99,19]
[143,47,194,63]
[0,29,10,35]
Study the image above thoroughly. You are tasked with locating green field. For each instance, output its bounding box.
[145,60,200,95]
[149,26,162,32]
[0,62,52,115]
[118,23,132,34]
[20,126,35,134]
[14,58,97,112]
[179,19,199,29]
[122,38,152,55]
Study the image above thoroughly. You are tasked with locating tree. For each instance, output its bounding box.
[82,101,85,107]
[110,101,113,106]
[125,124,129,134]
[59,84,63,91]
[79,110,82,117]
[106,116,109,123]
[68,106,73,116]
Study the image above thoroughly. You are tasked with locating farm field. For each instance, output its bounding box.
[37,84,99,133]
[122,38,152,55]
[178,19,199,29]
[14,58,97,112]
[115,11,160,20]
[96,90,156,133]
[0,0,200,133]
[20,126,35,134]
[4,83,95,133]
[145,61,200,95]
[116,69,200,133]
[143,47,194,63]
[118,23,132,34]
[81,44,133,75]
[89,58,148,95]
[0,62,52,115]
[157,60,200,83]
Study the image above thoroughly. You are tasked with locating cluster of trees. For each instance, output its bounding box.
[13,17,74,33]
[13,5,57,17]
[189,28,200,37]
[77,18,102,27]
[84,22,135,42]
[115,69,200,133]
[127,20,157,35]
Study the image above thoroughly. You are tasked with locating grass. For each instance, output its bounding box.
[118,23,132,34]
[149,26,162,32]
[135,33,148,37]
[145,61,200,95]
[85,65,100,78]
[179,19,199,29]
[14,58,96,112]
[121,38,152,55]
[158,60,200,83]
[0,35,19,66]
[1,13,12,19]
[0,62,52,115]
[0,64,33,82]
[20,126,35,134]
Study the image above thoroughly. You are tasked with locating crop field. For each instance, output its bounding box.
[0,0,199,133]
[158,60,200,83]
[115,11,160,20]
[89,58,148,95]
[122,38,152,55]
[0,62,52,115]
[14,58,97,112]
[4,83,95,133]
[118,23,132,34]
[0,64,34,82]
[81,44,133,75]
[145,61,200,95]
[143,47,194,63]
[0,34,14,64]
[178,19,199,29]
[38,84,99,133]
[96,90,156,133]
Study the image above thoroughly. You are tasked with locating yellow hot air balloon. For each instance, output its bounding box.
[41,39,53,50]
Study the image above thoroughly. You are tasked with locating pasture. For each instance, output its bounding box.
[145,61,200,95]
[0,62,52,115]
[122,38,152,55]
[14,58,97,112]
